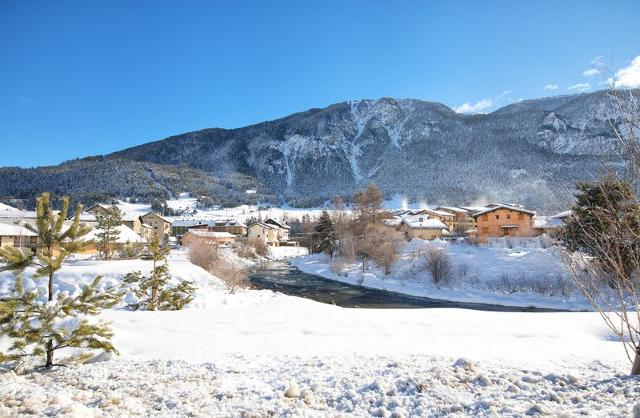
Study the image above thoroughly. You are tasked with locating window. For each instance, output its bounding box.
[506,214,511,219]
[496,214,500,220]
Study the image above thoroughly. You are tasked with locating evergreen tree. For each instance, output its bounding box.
[123,236,195,310]
[0,193,122,371]
[95,205,122,260]
[312,210,337,258]
[558,176,640,280]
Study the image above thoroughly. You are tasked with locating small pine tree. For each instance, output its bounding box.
[0,193,123,371]
[123,236,195,310]
[312,210,337,258]
[95,205,123,260]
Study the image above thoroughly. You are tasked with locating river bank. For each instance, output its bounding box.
[290,239,593,311]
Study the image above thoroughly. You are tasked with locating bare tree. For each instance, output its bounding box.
[556,86,640,375]
[424,245,452,286]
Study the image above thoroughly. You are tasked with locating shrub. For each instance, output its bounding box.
[209,258,250,294]
[187,241,219,271]
[247,238,269,257]
[424,246,452,285]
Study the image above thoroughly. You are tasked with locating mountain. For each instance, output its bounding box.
[0,89,633,210]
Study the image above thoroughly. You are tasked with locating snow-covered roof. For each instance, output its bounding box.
[0,210,38,219]
[472,204,536,218]
[82,225,145,244]
[551,210,572,219]
[249,222,281,230]
[533,216,564,229]
[265,218,291,229]
[382,217,403,226]
[172,219,211,227]
[122,213,142,222]
[0,223,37,237]
[0,202,18,212]
[402,218,448,229]
[435,206,470,214]
[185,230,237,239]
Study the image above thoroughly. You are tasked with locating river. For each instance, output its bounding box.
[249,261,563,312]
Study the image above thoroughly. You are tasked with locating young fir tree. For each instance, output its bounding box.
[123,236,195,310]
[95,205,123,260]
[312,210,337,258]
[0,193,123,371]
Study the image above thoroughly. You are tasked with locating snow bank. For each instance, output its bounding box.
[0,355,636,417]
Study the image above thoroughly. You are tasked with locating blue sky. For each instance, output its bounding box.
[1,0,639,167]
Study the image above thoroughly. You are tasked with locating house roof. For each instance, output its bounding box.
[172,219,211,227]
[265,218,291,229]
[435,206,470,214]
[401,218,448,229]
[0,223,37,237]
[471,204,536,218]
[533,216,564,229]
[551,210,572,219]
[0,210,38,219]
[184,230,237,239]
[249,222,281,230]
[86,204,108,212]
[82,224,145,244]
[0,202,18,212]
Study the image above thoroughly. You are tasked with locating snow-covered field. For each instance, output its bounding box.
[1,250,638,416]
[292,238,593,311]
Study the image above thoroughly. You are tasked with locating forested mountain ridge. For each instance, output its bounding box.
[1,89,633,209]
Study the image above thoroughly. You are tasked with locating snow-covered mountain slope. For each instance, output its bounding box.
[1,89,636,209]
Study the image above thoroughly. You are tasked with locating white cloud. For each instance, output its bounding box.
[614,55,640,88]
[499,90,512,97]
[543,84,559,91]
[582,68,600,77]
[454,99,492,114]
[568,83,591,92]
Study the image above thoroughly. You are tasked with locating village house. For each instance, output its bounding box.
[264,218,290,242]
[532,210,572,235]
[208,219,248,236]
[248,222,282,246]
[0,224,39,252]
[121,214,143,236]
[171,219,211,237]
[399,217,449,240]
[472,204,536,242]
[435,206,476,234]
[181,230,237,247]
[85,204,110,215]
[140,212,172,243]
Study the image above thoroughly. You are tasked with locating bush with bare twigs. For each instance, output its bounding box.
[209,258,250,294]
[361,224,403,275]
[424,245,452,285]
[247,238,269,257]
[187,241,219,271]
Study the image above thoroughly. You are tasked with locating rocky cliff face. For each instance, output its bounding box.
[1,90,634,209]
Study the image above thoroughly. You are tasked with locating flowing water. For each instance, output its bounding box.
[249,261,563,312]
